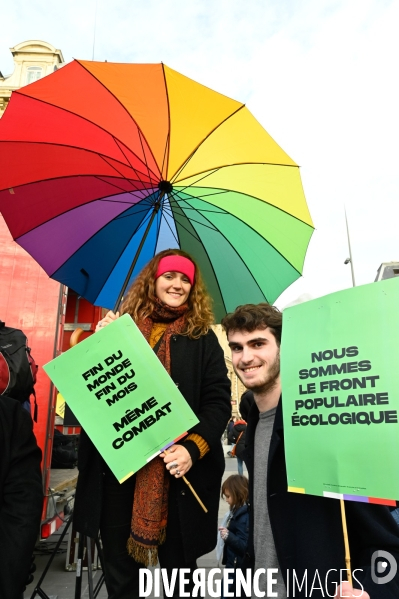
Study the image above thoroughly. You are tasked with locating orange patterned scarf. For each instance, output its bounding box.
[127,299,188,566]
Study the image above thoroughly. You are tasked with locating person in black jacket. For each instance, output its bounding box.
[239,390,254,422]
[231,418,247,475]
[222,303,399,598]
[0,395,43,599]
[74,249,231,599]
[219,474,249,599]
[227,417,236,453]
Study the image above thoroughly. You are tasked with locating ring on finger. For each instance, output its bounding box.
[170,461,178,470]
[175,470,181,476]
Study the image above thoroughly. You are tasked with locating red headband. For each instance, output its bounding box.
[155,256,195,286]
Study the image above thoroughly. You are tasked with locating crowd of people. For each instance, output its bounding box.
[2,248,399,599]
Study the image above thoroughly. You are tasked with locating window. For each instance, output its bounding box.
[26,67,43,85]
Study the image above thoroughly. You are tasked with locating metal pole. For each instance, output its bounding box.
[113,194,163,312]
[344,207,356,287]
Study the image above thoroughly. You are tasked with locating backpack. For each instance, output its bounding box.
[51,429,79,468]
[0,321,38,419]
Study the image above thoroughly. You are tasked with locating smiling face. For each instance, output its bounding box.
[228,327,280,395]
[154,271,192,307]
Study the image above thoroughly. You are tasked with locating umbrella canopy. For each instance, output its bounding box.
[0,60,314,321]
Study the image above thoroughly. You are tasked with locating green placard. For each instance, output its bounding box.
[43,315,199,482]
[281,277,399,504]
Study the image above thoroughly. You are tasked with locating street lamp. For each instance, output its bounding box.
[344,209,356,287]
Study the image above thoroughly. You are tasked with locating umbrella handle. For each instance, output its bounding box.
[163,448,208,513]
[70,327,84,347]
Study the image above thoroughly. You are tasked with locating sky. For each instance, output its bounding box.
[1,0,398,309]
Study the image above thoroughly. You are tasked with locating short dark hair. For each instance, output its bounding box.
[221,303,282,346]
[221,474,249,508]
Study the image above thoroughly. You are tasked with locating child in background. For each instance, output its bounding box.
[218,475,249,598]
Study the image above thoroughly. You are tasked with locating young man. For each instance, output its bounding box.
[222,303,399,599]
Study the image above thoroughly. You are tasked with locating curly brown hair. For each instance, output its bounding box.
[221,475,249,508]
[120,249,214,338]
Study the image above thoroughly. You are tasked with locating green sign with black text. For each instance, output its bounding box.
[281,277,399,504]
[43,315,198,483]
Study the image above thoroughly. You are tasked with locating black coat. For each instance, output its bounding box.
[244,399,399,598]
[74,329,231,562]
[222,504,249,569]
[0,396,43,599]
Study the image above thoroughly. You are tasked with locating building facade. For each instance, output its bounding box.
[212,324,247,416]
[0,40,64,117]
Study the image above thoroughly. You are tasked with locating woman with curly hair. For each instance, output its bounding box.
[73,249,231,598]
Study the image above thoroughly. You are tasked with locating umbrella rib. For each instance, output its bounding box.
[167,168,222,200]
[173,161,299,186]
[178,194,305,277]
[12,90,160,180]
[161,63,171,180]
[160,133,170,182]
[74,61,162,179]
[98,154,152,192]
[137,129,158,188]
[2,173,155,212]
[162,203,220,234]
[169,199,228,314]
[0,139,155,194]
[112,136,157,191]
[94,175,156,202]
[173,177,313,229]
[168,188,313,248]
[113,202,159,222]
[164,201,226,215]
[152,207,164,254]
[98,194,154,206]
[50,201,153,280]
[159,207,180,247]
[170,104,245,183]
[24,195,155,242]
[174,198,274,300]
[163,205,204,246]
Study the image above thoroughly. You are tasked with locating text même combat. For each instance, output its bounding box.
[81,351,174,449]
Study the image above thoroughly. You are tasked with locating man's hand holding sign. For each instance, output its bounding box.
[221,286,399,598]
[335,582,370,598]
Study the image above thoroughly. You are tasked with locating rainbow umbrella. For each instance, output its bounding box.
[0,61,313,320]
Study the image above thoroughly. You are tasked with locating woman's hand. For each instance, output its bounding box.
[95,310,119,332]
[218,527,229,540]
[160,444,193,478]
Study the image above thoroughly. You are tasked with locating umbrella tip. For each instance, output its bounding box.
[158,180,173,194]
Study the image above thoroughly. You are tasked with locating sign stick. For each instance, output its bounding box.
[163,448,208,513]
[340,499,352,585]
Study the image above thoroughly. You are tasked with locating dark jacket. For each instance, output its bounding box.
[239,391,254,422]
[222,504,249,569]
[232,420,246,459]
[227,419,236,444]
[0,396,43,599]
[74,329,231,562]
[244,399,399,598]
